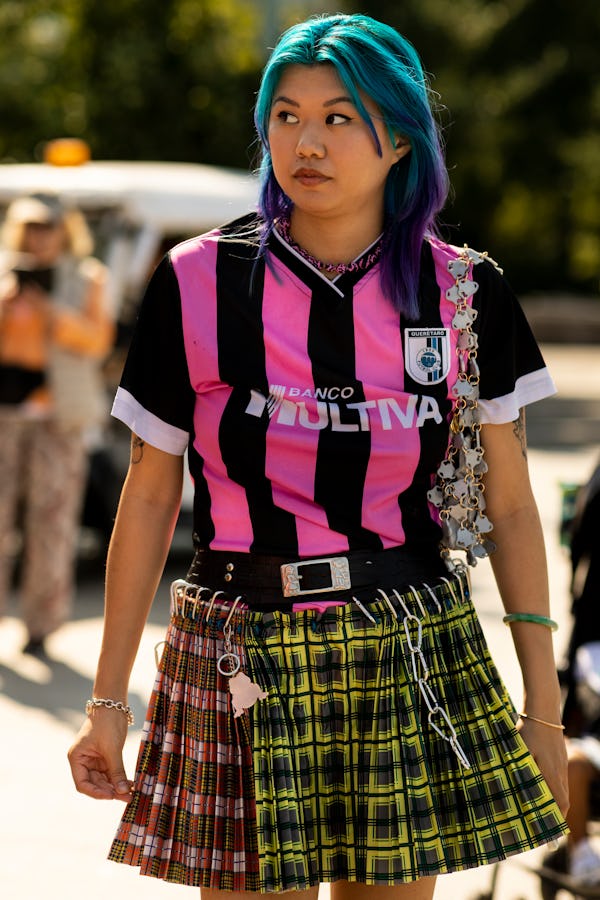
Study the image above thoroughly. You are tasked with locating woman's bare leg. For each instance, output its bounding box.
[331,878,436,900]
[201,888,320,899]
[201,877,435,898]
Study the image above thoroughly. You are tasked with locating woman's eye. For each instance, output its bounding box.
[326,113,351,125]
[276,110,299,124]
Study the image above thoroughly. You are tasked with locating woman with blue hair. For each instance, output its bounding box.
[68,14,568,899]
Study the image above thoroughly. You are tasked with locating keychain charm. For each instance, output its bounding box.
[435,245,503,569]
[229,671,268,718]
[217,622,242,675]
[216,606,268,716]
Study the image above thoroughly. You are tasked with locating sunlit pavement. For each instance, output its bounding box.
[1,344,598,900]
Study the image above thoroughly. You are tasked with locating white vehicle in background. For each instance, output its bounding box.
[0,141,258,321]
[0,141,259,558]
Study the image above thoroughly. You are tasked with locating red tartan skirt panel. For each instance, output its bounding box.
[108,607,260,891]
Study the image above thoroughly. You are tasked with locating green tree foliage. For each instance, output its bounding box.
[0,0,263,167]
[346,0,600,294]
[0,0,598,294]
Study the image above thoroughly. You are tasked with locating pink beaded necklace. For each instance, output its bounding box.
[277,217,383,276]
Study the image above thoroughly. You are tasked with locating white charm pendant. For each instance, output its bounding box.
[229,671,268,718]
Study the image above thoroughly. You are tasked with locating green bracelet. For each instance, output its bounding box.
[503,613,558,632]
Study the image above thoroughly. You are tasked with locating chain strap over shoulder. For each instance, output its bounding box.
[428,246,502,570]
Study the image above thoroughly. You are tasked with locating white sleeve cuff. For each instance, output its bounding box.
[478,368,557,425]
[111,387,189,456]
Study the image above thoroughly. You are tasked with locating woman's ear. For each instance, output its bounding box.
[394,138,411,160]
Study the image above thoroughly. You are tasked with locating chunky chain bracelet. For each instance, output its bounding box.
[85,696,134,726]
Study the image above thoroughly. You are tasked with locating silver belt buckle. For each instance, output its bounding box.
[281,556,351,598]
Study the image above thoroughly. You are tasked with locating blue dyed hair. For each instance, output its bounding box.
[254,14,449,319]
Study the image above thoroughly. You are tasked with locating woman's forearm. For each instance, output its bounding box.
[92,445,183,700]
[488,502,562,719]
[482,417,562,720]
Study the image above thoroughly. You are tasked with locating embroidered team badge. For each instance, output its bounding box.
[404,327,451,386]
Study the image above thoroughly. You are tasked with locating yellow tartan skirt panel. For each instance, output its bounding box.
[243,584,567,891]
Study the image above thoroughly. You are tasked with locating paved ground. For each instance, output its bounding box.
[1,344,599,900]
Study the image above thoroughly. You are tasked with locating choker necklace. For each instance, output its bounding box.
[276,217,383,276]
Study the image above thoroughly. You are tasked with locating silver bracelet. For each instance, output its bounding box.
[85,696,134,726]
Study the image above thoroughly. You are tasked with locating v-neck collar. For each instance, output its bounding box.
[268,227,382,298]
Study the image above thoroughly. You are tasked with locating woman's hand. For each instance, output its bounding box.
[517,717,570,817]
[67,710,133,802]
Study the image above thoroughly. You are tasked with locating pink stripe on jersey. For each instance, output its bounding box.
[171,235,255,552]
[352,274,417,547]
[261,261,349,557]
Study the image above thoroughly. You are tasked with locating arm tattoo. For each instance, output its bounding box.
[512,410,527,459]
[131,434,145,464]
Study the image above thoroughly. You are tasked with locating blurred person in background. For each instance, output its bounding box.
[0,192,114,658]
[557,457,600,885]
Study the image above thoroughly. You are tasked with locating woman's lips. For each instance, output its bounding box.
[293,168,330,186]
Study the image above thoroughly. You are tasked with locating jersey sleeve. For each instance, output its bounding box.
[472,261,556,424]
[111,254,195,455]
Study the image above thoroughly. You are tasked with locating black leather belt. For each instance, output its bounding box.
[186,546,447,606]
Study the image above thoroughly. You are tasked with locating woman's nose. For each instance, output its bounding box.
[295,125,326,158]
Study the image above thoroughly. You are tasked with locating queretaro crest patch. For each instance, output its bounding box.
[404,327,451,386]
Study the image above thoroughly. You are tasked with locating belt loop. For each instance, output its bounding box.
[170,579,188,616]
[377,588,398,619]
[223,596,243,629]
[454,572,466,605]
[206,590,226,621]
[422,582,442,614]
[406,585,428,619]
[352,595,377,624]
[440,576,459,606]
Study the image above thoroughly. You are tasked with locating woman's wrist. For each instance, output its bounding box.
[521,685,562,719]
[86,697,134,726]
[518,712,564,731]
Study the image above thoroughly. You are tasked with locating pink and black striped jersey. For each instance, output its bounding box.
[112,214,555,557]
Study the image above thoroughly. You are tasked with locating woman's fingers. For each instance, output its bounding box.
[67,719,133,802]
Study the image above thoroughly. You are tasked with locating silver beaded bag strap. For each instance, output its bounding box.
[427,245,503,571]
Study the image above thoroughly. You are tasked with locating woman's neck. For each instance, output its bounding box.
[287,210,384,268]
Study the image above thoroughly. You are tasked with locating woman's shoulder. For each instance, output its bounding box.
[426,234,504,276]
[170,211,263,263]
[424,234,510,309]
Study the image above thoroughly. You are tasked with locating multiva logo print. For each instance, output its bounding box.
[404,327,451,385]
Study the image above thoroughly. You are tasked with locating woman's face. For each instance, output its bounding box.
[21,220,66,265]
[268,64,409,227]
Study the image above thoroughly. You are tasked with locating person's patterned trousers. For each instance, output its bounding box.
[0,411,87,641]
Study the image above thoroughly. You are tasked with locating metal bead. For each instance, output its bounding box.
[224,573,232,582]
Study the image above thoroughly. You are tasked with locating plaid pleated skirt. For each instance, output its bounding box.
[108,572,567,892]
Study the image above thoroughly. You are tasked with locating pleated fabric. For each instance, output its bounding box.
[109,574,567,892]
[109,602,259,890]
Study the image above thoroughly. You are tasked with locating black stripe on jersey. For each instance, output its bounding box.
[308,281,383,551]
[123,254,216,550]
[122,255,196,431]
[215,233,299,555]
[471,259,547,401]
[398,243,453,550]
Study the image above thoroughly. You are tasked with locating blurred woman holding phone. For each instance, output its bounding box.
[0,192,113,657]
